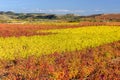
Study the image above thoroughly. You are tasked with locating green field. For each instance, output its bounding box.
[0,26,120,60]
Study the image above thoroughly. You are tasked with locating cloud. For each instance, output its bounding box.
[49,9,70,12]
[74,10,85,13]
[24,8,86,13]
[94,9,104,12]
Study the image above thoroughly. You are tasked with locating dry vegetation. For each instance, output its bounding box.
[0,41,120,80]
[0,23,120,79]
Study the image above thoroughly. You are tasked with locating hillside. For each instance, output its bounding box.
[0,11,120,23]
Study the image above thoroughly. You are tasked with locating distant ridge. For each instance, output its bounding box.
[0,11,120,22]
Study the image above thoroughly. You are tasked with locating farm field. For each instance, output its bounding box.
[1,0,120,79]
[0,41,120,80]
[0,23,120,79]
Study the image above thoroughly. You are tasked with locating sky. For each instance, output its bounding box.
[0,0,120,15]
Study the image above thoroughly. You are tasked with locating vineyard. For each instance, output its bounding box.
[0,23,120,79]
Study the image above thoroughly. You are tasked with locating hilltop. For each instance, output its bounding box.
[0,11,120,23]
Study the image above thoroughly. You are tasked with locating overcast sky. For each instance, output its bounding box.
[0,0,120,15]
